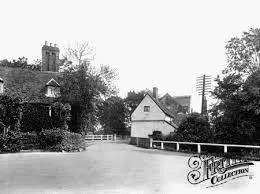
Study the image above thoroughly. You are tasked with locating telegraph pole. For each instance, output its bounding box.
[196,74,211,115]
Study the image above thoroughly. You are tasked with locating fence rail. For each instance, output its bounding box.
[85,134,116,141]
[151,139,260,153]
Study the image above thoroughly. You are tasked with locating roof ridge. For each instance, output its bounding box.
[172,95,191,98]
[46,78,60,87]
[146,92,175,118]
[164,120,178,129]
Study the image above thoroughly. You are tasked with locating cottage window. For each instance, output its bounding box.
[144,106,150,112]
[46,86,60,98]
[45,78,60,98]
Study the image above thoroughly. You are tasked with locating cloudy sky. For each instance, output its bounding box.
[1,0,260,112]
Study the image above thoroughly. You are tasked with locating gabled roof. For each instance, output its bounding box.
[46,78,60,87]
[145,92,175,118]
[172,95,191,108]
[165,120,178,129]
[160,93,191,114]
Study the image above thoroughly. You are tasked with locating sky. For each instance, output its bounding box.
[1,0,260,112]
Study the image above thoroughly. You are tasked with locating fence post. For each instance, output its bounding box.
[101,135,103,141]
[150,138,153,148]
[198,144,201,154]
[161,142,164,150]
[92,135,94,141]
[114,134,117,141]
[224,145,228,153]
[176,143,179,151]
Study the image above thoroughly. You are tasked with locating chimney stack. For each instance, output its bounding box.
[45,41,48,45]
[50,43,52,47]
[153,87,158,99]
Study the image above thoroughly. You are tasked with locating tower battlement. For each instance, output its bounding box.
[42,41,60,72]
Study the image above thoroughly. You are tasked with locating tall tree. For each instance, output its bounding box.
[60,42,117,134]
[124,90,146,113]
[211,28,260,144]
[99,96,128,135]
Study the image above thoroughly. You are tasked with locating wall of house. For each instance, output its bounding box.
[131,120,175,138]
[131,95,165,121]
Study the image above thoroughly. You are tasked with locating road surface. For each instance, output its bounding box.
[0,142,259,194]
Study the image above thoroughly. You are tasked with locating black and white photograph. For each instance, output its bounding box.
[0,0,260,193]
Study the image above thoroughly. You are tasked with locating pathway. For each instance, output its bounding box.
[0,142,259,194]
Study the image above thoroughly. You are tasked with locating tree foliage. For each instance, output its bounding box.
[0,95,22,131]
[98,96,128,135]
[124,90,146,114]
[0,57,41,71]
[223,28,260,76]
[211,28,260,144]
[20,103,52,133]
[174,113,213,143]
[20,102,70,133]
[60,42,117,134]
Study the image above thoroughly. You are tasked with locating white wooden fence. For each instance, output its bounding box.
[85,134,116,141]
[151,139,260,153]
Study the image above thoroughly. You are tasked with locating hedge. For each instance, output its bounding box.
[0,129,86,153]
[39,128,86,152]
[19,132,40,150]
[0,131,22,152]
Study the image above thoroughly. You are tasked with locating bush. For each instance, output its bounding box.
[149,131,165,140]
[39,128,85,152]
[19,132,39,150]
[0,131,22,153]
[174,112,213,143]
[61,131,86,152]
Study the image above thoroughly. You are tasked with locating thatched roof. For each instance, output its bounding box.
[0,66,61,103]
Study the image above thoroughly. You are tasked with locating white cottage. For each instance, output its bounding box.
[131,87,178,143]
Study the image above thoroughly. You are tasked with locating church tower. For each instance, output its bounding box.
[42,41,60,72]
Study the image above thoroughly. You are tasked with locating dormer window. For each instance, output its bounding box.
[45,78,60,98]
[0,78,3,94]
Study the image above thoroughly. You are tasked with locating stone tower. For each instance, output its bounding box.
[42,41,60,72]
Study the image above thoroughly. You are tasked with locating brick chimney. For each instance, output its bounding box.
[153,87,158,99]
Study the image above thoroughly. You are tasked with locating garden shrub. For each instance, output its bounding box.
[19,132,39,150]
[61,130,86,152]
[39,128,64,151]
[39,128,85,152]
[0,131,22,153]
[149,131,165,140]
[174,112,213,143]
